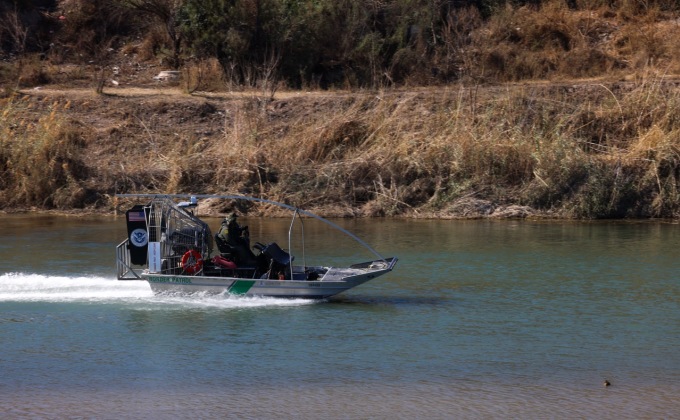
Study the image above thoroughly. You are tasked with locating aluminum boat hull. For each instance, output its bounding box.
[143,260,396,299]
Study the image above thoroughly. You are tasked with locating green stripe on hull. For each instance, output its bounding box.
[228,280,256,295]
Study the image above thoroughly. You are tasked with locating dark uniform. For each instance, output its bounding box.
[218,213,248,247]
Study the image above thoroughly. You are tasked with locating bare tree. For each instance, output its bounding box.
[122,0,184,68]
[258,47,281,102]
[1,4,29,89]
[1,5,29,55]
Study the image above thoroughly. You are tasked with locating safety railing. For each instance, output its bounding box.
[116,239,144,280]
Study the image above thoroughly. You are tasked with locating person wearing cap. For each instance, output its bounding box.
[218,212,248,247]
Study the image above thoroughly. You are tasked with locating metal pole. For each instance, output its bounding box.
[287,209,297,280]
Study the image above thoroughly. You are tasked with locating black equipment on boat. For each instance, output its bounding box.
[126,205,148,265]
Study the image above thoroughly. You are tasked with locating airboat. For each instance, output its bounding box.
[115,194,397,299]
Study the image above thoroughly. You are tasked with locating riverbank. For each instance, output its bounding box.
[2,77,680,219]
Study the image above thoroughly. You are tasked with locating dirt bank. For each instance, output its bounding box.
[3,78,680,219]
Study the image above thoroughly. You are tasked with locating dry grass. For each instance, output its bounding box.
[0,95,89,208]
[3,79,680,218]
[465,1,680,83]
[170,77,680,218]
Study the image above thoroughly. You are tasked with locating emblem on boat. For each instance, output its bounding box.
[130,228,148,247]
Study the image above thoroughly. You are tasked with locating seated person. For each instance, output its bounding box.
[216,212,255,265]
[217,212,249,247]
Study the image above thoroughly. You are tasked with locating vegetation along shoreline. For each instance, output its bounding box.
[2,0,680,219]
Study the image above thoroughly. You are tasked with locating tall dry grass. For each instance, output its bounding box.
[2,75,680,218]
[0,95,89,209]
[191,76,680,218]
[466,0,680,83]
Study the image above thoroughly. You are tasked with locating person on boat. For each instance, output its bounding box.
[215,212,260,266]
[217,212,249,248]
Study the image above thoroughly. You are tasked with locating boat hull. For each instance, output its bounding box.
[143,259,396,299]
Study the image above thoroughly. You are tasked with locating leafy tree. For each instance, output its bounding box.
[180,0,288,86]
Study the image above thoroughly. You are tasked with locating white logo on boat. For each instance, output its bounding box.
[130,228,148,247]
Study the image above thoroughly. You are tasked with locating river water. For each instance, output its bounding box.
[0,214,678,418]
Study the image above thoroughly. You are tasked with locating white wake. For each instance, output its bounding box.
[0,273,316,309]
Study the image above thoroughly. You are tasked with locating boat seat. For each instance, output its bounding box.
[214,234,233,255]
[261,242,294,266]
